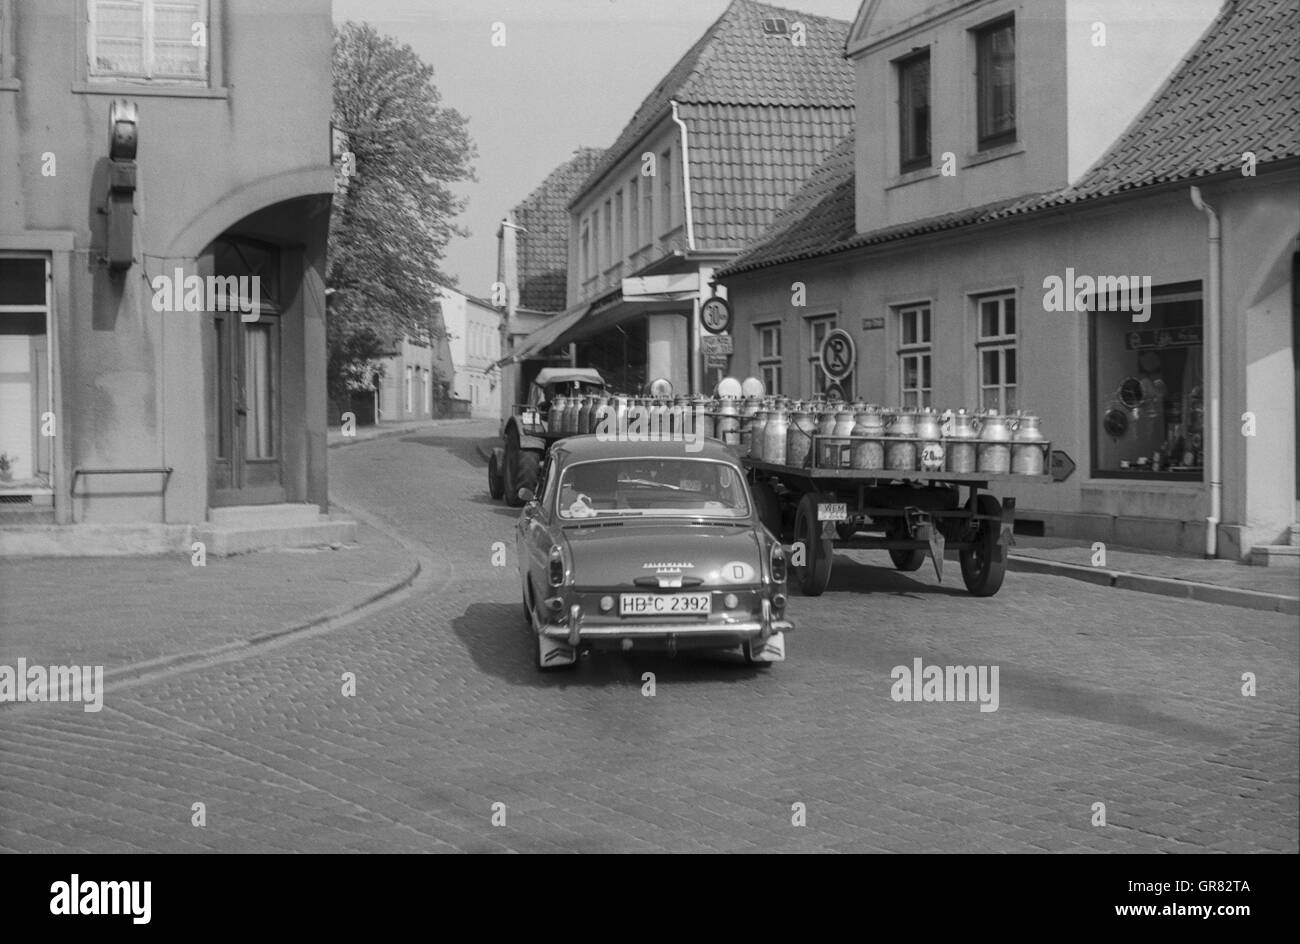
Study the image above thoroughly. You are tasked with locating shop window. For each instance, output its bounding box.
[757,322,782,396]
[896,303,932,408]
[0,256,52,489]
[974,16,1015,150]
[975,292,1016,413]
[88,0,209,85]
[1091,283,1203,480]
[898,50,931,173]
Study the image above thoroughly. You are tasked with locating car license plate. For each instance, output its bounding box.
[818,502,847,521]
[619,593,711,616]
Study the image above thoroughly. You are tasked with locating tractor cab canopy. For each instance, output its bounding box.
[528,368,608,407]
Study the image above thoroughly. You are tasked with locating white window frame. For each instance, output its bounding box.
[756,322,782,397]
[895,303,932,409]
[87,0,211,85]
[974,291,1017,414]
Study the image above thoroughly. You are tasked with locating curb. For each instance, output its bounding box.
[1007,554,1300,615]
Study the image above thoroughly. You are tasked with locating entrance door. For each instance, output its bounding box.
[210,237,284,506]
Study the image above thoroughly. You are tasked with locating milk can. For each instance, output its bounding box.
[739,396,760,454]
[550,395,569,435]
[945,408,979,473]
[787,402,817,468]
[611,395,630,437]
[716,398,741,448]
[591,394,611,435]
[816,405,837,470]
[750,404,770,461]
[885,409,918,471]
[827,406,857,469]
[764,401,789,465]
[850,405,885,470]
[576,396,592,436]
[976,411,1013,474]
[916,407,945,472]
[1012,412,1047,475]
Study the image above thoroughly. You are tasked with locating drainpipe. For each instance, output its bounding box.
[1190,186,1221,558]
[670,100,700,394]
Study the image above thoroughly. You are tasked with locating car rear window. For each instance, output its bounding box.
[557,458,750,520]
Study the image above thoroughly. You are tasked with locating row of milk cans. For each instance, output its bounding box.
[746,400,1050,475]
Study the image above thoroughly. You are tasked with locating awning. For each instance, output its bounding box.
[493,306,588,367]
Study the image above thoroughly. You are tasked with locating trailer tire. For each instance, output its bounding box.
[889,548,927,571]
[960,495,1006,596]
[792,493,833,597]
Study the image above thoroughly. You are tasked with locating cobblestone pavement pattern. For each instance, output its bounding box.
[2,421,1295,852]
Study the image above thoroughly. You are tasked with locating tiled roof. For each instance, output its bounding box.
[684,103,854,248]
[707,129,855,267]
[573,0,853,205]
[721,0,1300,277]
[512,147,605,313]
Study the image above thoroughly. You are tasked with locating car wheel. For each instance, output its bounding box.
[959,495,1007,596]
[792,493,832,597]
[487,448,505,500]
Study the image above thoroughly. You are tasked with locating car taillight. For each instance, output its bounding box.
[770,542,787,584]
[548,545,565,588]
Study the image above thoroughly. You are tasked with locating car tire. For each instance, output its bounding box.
[792,493,832,597]
[488,448,505,501]
[959,495,1007,596]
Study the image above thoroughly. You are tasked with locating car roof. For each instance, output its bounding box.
[551,434,741,464]
[532,368,605,387]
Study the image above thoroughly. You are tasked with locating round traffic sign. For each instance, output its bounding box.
[700,296,732,334]
[820,328,855,381]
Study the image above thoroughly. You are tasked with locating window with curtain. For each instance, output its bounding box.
[975,16,1016,149]
[88,0,209,84]
[896,303,932,409]
[974,292,1016,414]
[898,50,931,173]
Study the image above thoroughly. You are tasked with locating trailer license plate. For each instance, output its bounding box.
[620,593,711,616]
[818,502,847,521]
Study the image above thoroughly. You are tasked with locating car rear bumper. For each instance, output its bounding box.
[540,618,794,642]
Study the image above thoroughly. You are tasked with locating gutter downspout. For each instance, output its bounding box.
[1190,186,1222,558]
[671,100,701,395]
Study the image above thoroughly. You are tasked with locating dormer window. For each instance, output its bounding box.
[898,49,931,172]
[761,17,789,36]
[975,16,1016,149]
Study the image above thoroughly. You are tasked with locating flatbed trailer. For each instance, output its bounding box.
[742,440,1052,597]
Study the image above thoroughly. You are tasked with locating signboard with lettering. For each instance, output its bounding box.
[862,316,884,331]
[700,334,733,356]
[1125,326,1202,351]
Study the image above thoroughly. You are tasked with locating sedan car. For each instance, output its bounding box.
[516,436,792,670]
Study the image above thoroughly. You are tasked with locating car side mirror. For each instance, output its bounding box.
[517,488,536,504]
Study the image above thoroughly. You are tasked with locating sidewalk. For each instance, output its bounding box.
[328,417,477,448]
[0,515,417,683]
[1008,536,1299,615]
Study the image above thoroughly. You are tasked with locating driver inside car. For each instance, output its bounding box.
[560,462,620,516]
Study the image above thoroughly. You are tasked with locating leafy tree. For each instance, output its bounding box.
[328,21,475,406]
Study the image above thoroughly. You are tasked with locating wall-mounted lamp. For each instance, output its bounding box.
[106,99,138,270]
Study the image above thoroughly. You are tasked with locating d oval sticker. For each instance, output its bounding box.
[719,561,756,583]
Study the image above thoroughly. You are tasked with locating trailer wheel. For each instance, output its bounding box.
[751,480,782,539]
[792,493,833,597]
[487,447,506,500]
[882,521,925,570]
[960,494,1007,596]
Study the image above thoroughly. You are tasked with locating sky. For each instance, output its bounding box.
[330,0,865,301]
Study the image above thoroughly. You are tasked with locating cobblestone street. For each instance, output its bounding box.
[1,423,1296,853]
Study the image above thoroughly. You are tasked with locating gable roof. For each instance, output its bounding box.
[722,0,1300,276]
[512,147,605,313]
[572,0,854,206]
